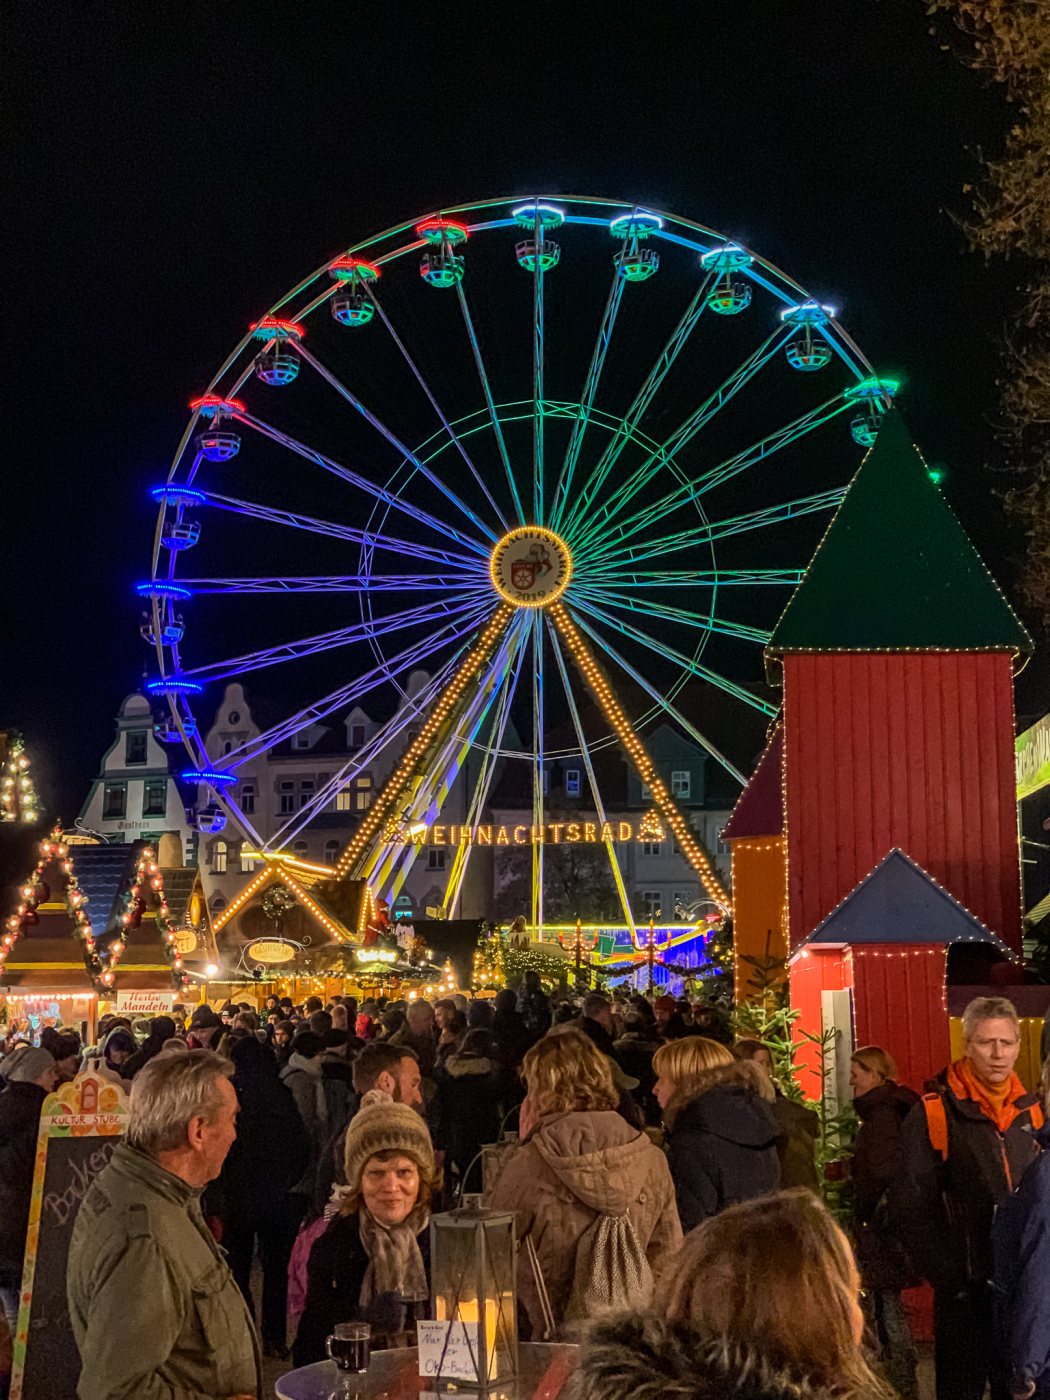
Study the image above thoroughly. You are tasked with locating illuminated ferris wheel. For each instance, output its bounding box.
[142,194,895,931]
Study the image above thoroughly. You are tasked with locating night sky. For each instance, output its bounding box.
[6,0,1037,830]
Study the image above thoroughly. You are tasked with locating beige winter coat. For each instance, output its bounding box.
[488,1109,682,1338]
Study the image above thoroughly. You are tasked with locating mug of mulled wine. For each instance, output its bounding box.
[326,1321,371,1373]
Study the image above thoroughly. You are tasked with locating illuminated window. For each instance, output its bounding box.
[335,789,352,811]
[427,847,447,871]
[324,839,340,865]
[103,783,127,819]
[639,890,661,918]
[240,842,256,874]
[642,841,662,857]
[125,732,148,765]
[212,840,228,874]
[142,778,167,818]
[355,775,373,811]
[671,771,691,799]
[278,781,295,815]
[564,769,581,797]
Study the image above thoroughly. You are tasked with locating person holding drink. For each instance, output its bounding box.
[293,1090,439,1368]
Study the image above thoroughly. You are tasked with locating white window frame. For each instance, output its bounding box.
[642,840,662,857]
[671,770,691,799]
[564,768,581,797]
[639,890,661,918]
[212,840,228,874]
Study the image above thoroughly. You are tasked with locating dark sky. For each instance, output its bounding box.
[5,0,1032,826]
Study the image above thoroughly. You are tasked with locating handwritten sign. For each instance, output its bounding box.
[10,1074,128,1400]
[417,1320,483,1382]
[116,989,174,1015]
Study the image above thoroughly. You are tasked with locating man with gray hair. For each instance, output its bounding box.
[894,996,1042,1400]
[67,1049,259,1400]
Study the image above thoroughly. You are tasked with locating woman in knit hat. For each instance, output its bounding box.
[292,1090,439,1367]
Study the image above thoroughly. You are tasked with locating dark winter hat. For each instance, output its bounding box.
[7,1047,56,1084]
[189,1005,223,1030]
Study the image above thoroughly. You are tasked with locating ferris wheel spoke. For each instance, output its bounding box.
[571,567,804,589]
[546,619,637,933]
[566,610,746,785]
[559,270,717,537]
[266,660,461,846]
[180,596,489,684]
[573,586,771,646]
[567,597,776,717]
[443,621,531,916]
[294,342,499,545]
[455,282,526,526]
[370,617,527,894]
[531,210,547,526]
[587,486,846,570]
[204,492,482,568]
[234,409,494,557]
[218,610,489,769]
[549,264,627,531]
[584,394,853,553]
[365,287,509,532]
[532,610,545,934]
[571,326,792,551]
[177,572,485,595]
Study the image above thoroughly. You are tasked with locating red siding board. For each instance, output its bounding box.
[784,653,1021,953]
[852,945,949,1091]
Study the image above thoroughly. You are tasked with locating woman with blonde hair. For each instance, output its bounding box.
[488,1027,680,1338]
[653,1035,780,1231]
[571,1189,893,1400]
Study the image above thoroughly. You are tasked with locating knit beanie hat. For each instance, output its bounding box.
[343,1089,435,1192]
[7,1047,56,1085]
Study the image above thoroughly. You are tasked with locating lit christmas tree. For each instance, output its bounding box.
[472,921,506,991]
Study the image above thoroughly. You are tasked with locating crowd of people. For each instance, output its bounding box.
[3,982,1050,1399]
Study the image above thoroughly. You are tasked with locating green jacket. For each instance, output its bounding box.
[67,1142,260,1400]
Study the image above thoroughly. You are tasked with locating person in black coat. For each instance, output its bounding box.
[119,1014,176,1080]
[432,1030,502,1197]
[0,1050,58,1334]
[221,1035,310,1358]
[849,1046,920,1400]
[994,1113,1050,1399]
[614,1014,661,1126]
[653,1042,780,1231]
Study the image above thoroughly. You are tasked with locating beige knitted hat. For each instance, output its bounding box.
[344,1089,435,1191]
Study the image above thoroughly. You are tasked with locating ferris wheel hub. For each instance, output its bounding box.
[489,526,573,609]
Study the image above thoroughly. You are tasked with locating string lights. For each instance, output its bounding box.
[1,736,39,825]
[550,602,731,911]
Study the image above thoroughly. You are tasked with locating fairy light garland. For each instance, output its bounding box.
[550,603,731,911]
[1,737,39,825]
[336,605,512,878]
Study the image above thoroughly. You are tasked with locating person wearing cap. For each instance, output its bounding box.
[292,1090,439,1366]
[186,1004,226,1052]
[652,995,689,1042]
[0,1049,57,1345]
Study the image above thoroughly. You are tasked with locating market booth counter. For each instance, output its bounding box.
[0,835,217,1039]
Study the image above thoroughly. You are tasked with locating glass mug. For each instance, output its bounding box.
[326,1321,371,1374]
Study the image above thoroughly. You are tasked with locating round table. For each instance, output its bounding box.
[275,1342,577,1400]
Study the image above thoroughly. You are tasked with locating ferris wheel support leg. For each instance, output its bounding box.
[531,612,545,940]
[546,618,637,937]
[549,602,732,913]
[334,605,514,882]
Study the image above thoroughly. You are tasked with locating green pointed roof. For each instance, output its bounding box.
[766,411,1031,669]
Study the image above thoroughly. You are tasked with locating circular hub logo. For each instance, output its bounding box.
[490,526,573,608]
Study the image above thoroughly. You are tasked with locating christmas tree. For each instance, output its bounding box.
[472,921,506,991]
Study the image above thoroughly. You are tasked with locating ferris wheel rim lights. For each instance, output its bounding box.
[250,316,305,341]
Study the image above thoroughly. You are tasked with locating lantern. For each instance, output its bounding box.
[428,1199,518,1387]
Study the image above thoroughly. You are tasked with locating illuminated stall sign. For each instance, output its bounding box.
[392,821,650,847]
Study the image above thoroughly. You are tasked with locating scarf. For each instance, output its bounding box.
[358,1205,429,1306]
[947,1057,1028,1134]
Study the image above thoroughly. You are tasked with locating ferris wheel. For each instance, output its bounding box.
[142,194,895,932]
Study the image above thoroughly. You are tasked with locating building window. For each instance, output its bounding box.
[142,778,167,818]
[641,783,651,801]
[292,731,311,751]
[355,775,373,811]
[241,783,255,815]
[293,841,308,861]
[639,890,661,919]
[222,740,232,755]
[671,770,691,799]
[427,847,447,871]
[278,781,295,815]
[240,842,256,874]
[228,710,240,725]
[324,839,340,866]
[299,778,315,810]
[212,840,228,874]
[335,788,352,811]
[103,783,127,819]
[642,840,662,857]
[210,894,226,912]
[564,768,581,797]
[349,723,366,750]
[672,891,690,915]
[125,731,148,765]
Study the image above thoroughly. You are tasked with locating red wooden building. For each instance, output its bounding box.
[759,411,1032,1091]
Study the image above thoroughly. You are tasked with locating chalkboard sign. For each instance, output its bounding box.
[10,1074,128,1400]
